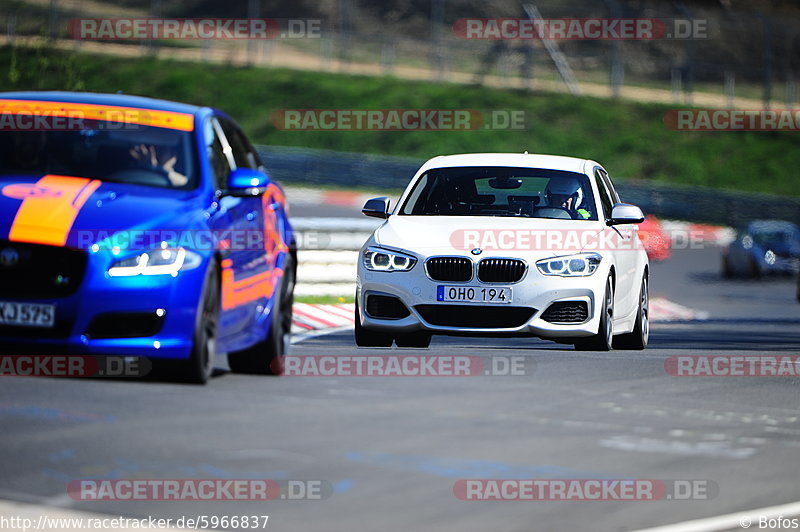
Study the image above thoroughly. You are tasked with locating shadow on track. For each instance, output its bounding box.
[649,320,800,352]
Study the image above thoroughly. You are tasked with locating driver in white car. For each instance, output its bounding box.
[544,177,592,219]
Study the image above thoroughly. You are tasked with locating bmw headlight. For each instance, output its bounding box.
[536,253,602,277]
[108,246,201,277]
[363,247,417,272]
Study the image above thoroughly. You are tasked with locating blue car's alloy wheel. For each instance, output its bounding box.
[227,255,295,375]
[154,264,219,384]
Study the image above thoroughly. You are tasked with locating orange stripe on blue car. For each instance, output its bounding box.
[4,175,101,247]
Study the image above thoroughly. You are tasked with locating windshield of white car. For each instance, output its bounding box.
[0,125,197,189]
[399,166,598,220]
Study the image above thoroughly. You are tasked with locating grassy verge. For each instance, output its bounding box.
[1,44,798,196]
[294,295,354,304]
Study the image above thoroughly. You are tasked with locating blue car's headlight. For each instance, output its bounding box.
[108,246,201,277]
[363,247,417,272]
[536,253,602,277]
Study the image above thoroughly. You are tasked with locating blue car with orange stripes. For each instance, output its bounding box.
[0,92,296,384]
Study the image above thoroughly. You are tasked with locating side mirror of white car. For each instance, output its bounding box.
[362,197,391,219]
[608,203,645,225]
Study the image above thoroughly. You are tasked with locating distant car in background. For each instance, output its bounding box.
[637,215,671,261]
[722,220,800,278]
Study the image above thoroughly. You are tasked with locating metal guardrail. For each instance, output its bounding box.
[290,217,379,251]
[258,145,416,191]
[616,181,800,229]
[257,145,800,228]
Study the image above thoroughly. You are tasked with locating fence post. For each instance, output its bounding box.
[47,0,58,43]
[381,40,395,75]
[430,0,446,80]
[606,0,623,98]
[147,0,162,56]
[320,32,333,70]
[671,68,682,104]
[202,38,211,63]
[8,15,16,45]
[247,0,261,66]
[674,4,695,106]
[338,0,353,67]
[610,42,623,98]
[724,71,735,109]
[758,12,773,109]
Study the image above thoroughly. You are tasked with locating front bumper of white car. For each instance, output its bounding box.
[356,249,611,339]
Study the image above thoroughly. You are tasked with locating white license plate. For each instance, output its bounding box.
[437,286,512,304]
[0,301,55,328]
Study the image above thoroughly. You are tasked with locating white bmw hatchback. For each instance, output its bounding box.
[355,153,650,351]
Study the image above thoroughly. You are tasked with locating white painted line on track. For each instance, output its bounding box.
[633,499,800,531]
[290,325,353,345]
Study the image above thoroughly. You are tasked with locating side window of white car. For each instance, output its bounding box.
[598,169,621,204]
[594,169,614,220]
[401,173,429,214]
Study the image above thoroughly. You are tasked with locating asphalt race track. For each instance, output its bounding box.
[1,204,800,531]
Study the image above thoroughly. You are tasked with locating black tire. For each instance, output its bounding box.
[796,274,800,303]
[749,257,762,278]
[613,275,649,350]
[395,331,432,348]
[228,256,295,375]
[575,275,614,352]
[721,255,732,278]
[155,263,219,384]
[354,300,393,347]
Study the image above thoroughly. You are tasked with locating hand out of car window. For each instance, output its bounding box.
[129,143,188,187]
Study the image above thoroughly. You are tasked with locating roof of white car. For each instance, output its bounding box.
[419,153,595,174]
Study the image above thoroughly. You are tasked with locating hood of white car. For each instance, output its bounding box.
[375,215,609,259]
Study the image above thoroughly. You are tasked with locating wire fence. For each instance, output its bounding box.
[4,0,799,227]
[2,0,799,109]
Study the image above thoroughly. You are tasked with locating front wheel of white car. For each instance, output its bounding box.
[575,275,614,352]
[613,275,649,350]
[395,331,432,348]
[354,301,393,347]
